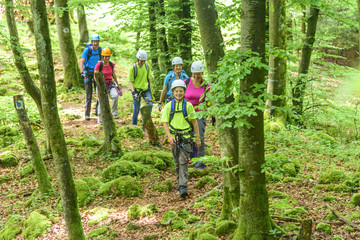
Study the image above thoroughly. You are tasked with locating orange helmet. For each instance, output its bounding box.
[101,48,111,56]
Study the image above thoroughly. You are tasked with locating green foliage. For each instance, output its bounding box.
[215,220,237,236]
[80,177,103,191]
[120,151,173,170]
[194,176,217,189]
[178,210,189,219]
[102,160,150,182]
[323,195,337,202]
[20,164,34,177]
[282,207,306,219]
[170,216,187,230]
[117,125,143,138]
[97,175,144,197]
[0,214,23,240]
[22,211,51,240]
[87,226,109,238]
[319,170,347,184]
[188,168,210,179]
[152,178,172,192]
[324,212,339,221]
[263,152,300,177]
[127,204,157,219]
[86,208,111,226]
[81,138,102,147]
[161,211,177,224]
[344,226,355,232]
[0,174,9,184]
[268,190,289,199]
[187,215,201,224]
[316,222,332,235]
[351,193,360,206]
[0,152,18,168]
[126,222,140,231]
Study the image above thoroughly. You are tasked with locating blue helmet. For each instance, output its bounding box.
[91,33,100,41]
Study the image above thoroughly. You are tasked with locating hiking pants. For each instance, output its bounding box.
[97,86,119,123]
[132,88,153,125]
[171,144,190,188]
[84,72,96,117]
[196,118,206,157]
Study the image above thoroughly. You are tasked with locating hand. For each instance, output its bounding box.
[158,102,162,111]
[195,140,201,149]
[132,92,139,101]
[212,117,216,126]
[80,72,86,79]
[169,136,176,145]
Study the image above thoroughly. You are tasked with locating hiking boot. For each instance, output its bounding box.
[179,186,188,198]
[85,115,90,120]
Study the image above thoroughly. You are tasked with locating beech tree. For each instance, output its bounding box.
[179,0,192,74]
[30,0,85,238]
[77,3,89,47]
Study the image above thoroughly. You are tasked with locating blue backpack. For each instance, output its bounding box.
[84,44,102,69]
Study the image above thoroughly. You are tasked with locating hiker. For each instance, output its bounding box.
[94,48,121,125]
[158,57,189,111]
[184,61,210,170]
[161,80,201,198]
[129,50,153,125]
[79,33,102,120]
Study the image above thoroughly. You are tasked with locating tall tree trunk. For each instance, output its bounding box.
[266,0,287,126]
[233,0,275,238]
[30,0,85,239]
[357,0,360,65]
[157,0,171,73]
[167,1,179,57]
[14,95,52,195]
[77,3,89,47]
[148,0,160,94]
[179,0,192,74]
[94,72,123,155]
[54,0,82,89]
[194,0,240,220]
[5,0,52,154]
[292,5,320,125]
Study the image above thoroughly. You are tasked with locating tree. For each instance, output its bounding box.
[77,3,89,47]
[54,0,82,89]
[233,0,275,238]
[179,0,192,74]
[292,5,320,124]
[193,0,239,220]
[157,0,171,73]
[357,0,360,63]
[266,0,287,126]
[148,0,160,95]
[30,0,85,238]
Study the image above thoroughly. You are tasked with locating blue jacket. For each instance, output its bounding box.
[163,70,189,98]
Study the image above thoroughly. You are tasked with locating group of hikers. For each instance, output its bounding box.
[78,33,211,198]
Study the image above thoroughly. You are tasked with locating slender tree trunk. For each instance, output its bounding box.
[194,0,240,220]
[94,72,123,155]
[292,5,320,124]
[179,0,192,74]
[5,0,52,154]
[233,0,275,238]
[30,0,85,239]
[77,3,89,47]
[14,95,52,195]
[157,0,171,73]
[167,1,179,57]
[266,0,287,126]
[148,0,159,89]
[140,104,160,145]
[357,0,360,65]
[54,0,82,89]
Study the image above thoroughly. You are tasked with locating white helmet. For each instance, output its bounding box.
[171,79,186,90]
[172,57,183,65]
[136,50,148,60]
[191,61,204,73]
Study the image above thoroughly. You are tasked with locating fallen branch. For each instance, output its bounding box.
[326,204,360,231]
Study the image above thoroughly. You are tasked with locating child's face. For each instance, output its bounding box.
[173,64,182,73]
[173,87,185,100]
[138,60,146,67]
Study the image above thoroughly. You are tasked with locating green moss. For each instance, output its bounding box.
[265,172,282,183]
[86,208,111,226]
[161,211,178,224]
[188,215,201,224]
[178,210,190,219]
[152,178,173,192]
[215,220,237,236]
[198,233,218,240]
[351,193,360,206]
[282,163,297,177]
[6,193,16,199]
[80,177,103,191]
[315,222,332,234]
[282,207,306,219]
[0,214,23,240]
[0,152,18,168]
[198,222,216,235]
[319,170,347,184]
[170,216,186,230]
[281,223,300,231]
[344,226,355,232]
[20,164,34,176]
[0,126,19,136]
[189,168,209,179]
[333,235,342,240]
[117,126,143,138]
[309,132,337,147]
[81,138,101,147]
[22,211,51,240]
[126,222,140,230]
[102,160,150,182]
[97,175,144,197]
[120,151,173,169]
[74,179,94,207]
[87,226,109,238]
[20,177,30,184]
[0,174,9,184]
[268,190,289,199]
[323,195,337,202]
[334,183,354,193]
[195,176,217,189]
[283,177,302,183]
[324,212,339,221]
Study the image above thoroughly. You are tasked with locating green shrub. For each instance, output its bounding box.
[81,138,101,147]
[22,211,51,240]
[152,178,173,192]
[319,170,347,184]
[316,222,332,234]
[0,214,23,240]
[351,193,360,206]
[194,176,217,189]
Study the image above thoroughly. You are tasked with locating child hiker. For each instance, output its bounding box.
[161,80,201,198]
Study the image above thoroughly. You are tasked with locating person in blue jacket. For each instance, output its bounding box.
[158,57,189,111]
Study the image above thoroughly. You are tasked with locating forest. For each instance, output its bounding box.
[0,0,360,239]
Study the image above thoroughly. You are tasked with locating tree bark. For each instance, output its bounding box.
[292,5,320,124]
[13,95,52,195]
[77,3,89,47]
[30,0,85,239]
[54,0,82,89]
[94,72,123,155]
[179,0,192,75]
[266,0,287,126]
[157,0,171,74]
[193,0,240,220]
[140,104,160,145]
[148,0,159,93]
[357,0,360,64]
[233,0,275,239]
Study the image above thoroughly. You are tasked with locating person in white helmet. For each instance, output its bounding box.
[129,50,153,125]
[161,79,201,198]
[184,61,210,170]
[158,57,189,111]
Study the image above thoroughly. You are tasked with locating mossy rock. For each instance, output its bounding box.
[87,226,109,238]
[97,175,144,197]
[152,178,172,192]
[178,210,190,219]
[86,208,111,226]
[281,222,300,231]
[81,138,101,147]
[199,222,216,235]
[215,220,237,236]
[0,126,19,137]
[283,177,302,183]
[282,163,297,177]
[334,183,354,193]
[351,193,360,206]
[189,168,209,179]
[120,151,173,169]
[102,160,150,182]
[282,207,306,219]
[268,190,289,199]
[161,210,178,224]
[74,179,94,207]
[315,222,332,234]
[80,177,103,191]
[319,170,347,184]
[170,216,187,230]
[194,176,217,189]
[264,121,283,132]
[22,211,51,240]
[265,172,282,183]
[117,126,143,138]
[0,152,18,168]
[126,222,140,230]
[20,164,35,177]
[323,195,337,202]
[0,174,9,184]
[198,233,219,240]
[188,215,201,224]
[309,132,337,147]
[324,212,339,221]
[0,214,23,240]
[344,226,355,232]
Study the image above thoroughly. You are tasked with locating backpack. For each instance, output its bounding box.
[84,44,102,69]
[169,98,193,133]
[99,61,114,72]
[185,78,208,103]
[133,62,149,79]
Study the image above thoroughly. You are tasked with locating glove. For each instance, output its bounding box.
[80,72,86,80]
[132,92,139,101]
[158,102,162,112]
[211,117,216,126]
